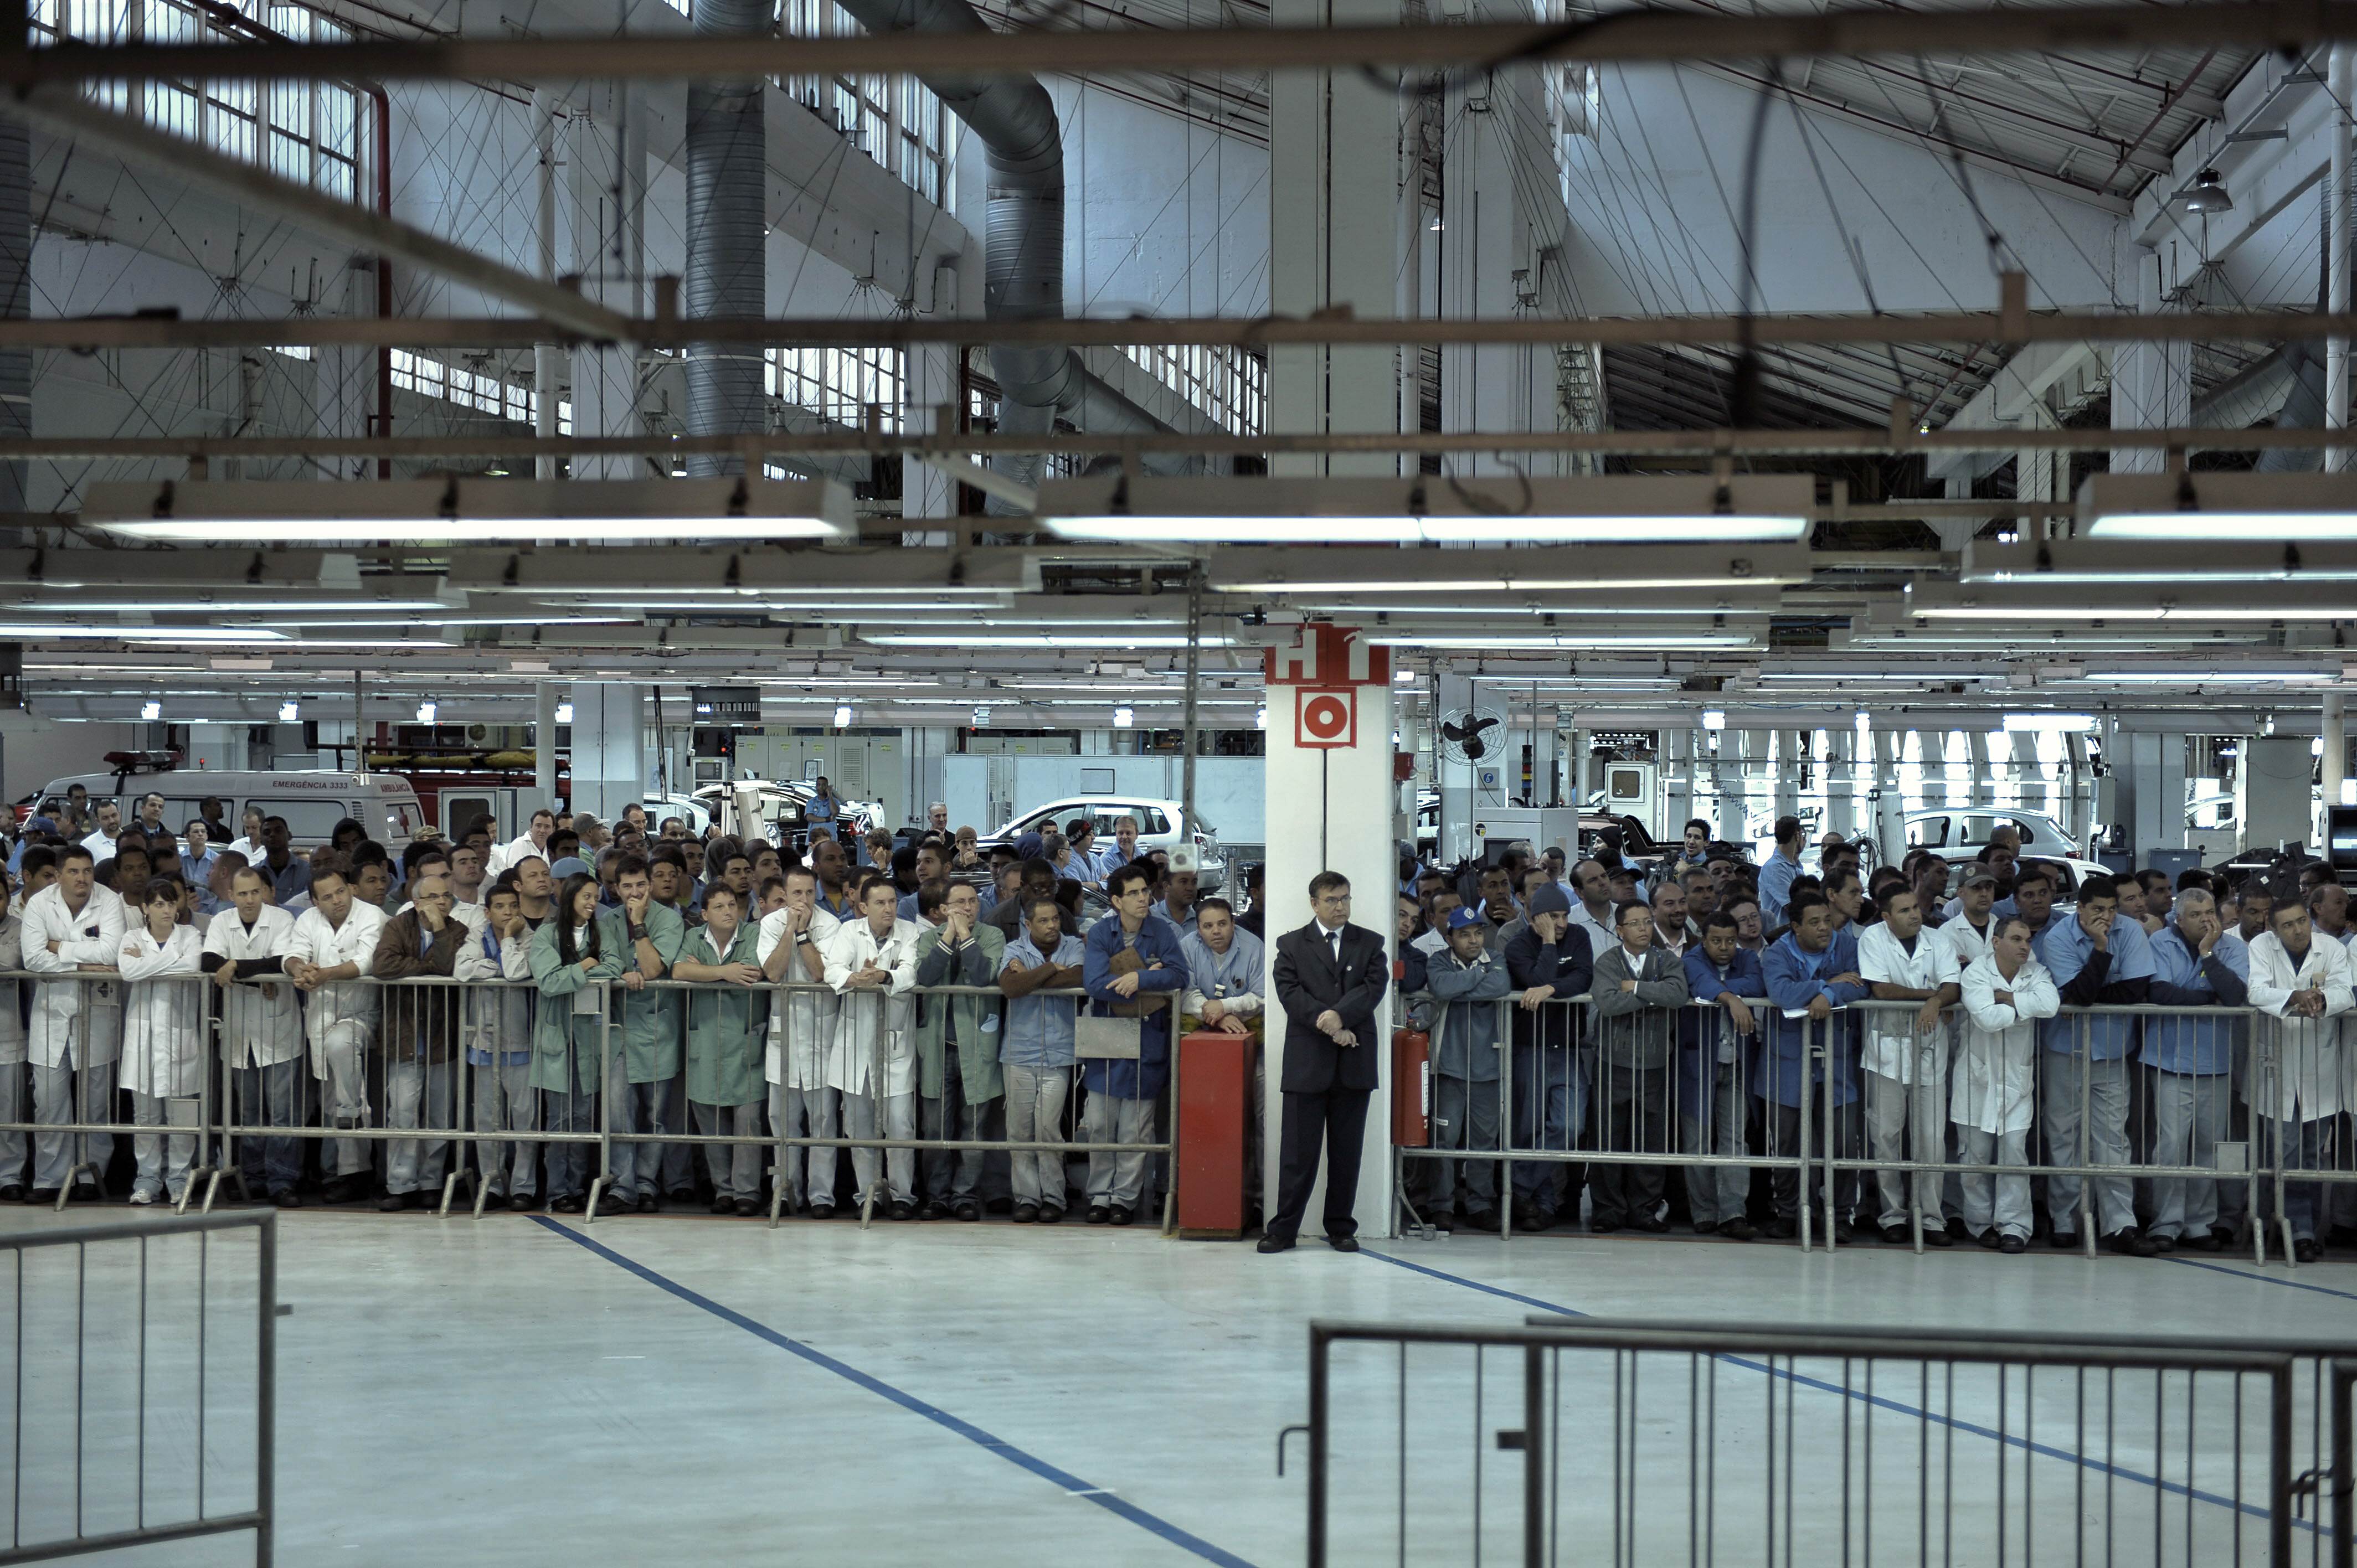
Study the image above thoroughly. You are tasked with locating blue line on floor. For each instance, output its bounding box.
[2166,1254,2357,1301]
[530,1216,1256,1568]
[1362,1247,2299,1528]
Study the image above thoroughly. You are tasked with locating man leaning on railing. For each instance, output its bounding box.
[2033,873,2153,1255]
[1423,906,1510,1233]
[1502,885,1593,1234]
[1586,899,1690,1234]
[2139,888,2247,1254]
[1681,912,1762,1240]
[2245,893,2353,1263]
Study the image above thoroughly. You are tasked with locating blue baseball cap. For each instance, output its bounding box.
[1445,906,1485,932]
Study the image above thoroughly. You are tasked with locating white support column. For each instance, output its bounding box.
[533,89,563,482]
[1661,728,1694,839]
[1532,708,1559,807]
[535,681,562,806]
[1436,670,1473,863]
[2332,44,2353,473]
[1268,0,1399,476]
[569,682,645,822]
[568,86,645,482]
[1261,627,1398,1239]
[2324,697,2346,834]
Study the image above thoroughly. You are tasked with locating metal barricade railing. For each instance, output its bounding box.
[1299,1316,2357,1568]
[1394,984,2343,1266]
[0,1210,276,1566]
[581,978,1175,1232]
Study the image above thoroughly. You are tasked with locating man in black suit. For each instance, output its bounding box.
[1262,870,1390,1253]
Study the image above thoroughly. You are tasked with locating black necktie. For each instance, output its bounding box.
[1329,930,1341,966]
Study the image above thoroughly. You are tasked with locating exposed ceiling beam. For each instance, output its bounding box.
[8,2,2347,83]
[0,86,632,342]
[1,305,2348,353]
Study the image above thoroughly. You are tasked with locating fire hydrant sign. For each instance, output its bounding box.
[1295,688,1357,749]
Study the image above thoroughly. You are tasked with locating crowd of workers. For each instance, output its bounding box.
[1394,816,2353,1261]
[0,788,1261,1225]
[0,784,2345,1259]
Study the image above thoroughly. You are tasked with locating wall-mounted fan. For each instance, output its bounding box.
[1437,705,1510,765]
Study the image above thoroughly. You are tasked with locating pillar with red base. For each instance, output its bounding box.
[1260,622,1398,1240]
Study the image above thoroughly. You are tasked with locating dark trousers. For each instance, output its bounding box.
[1271,1086,1371,1241]
[1587,1067,1668,1226]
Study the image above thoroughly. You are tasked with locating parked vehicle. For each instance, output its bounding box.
[644,795,714,838]
[29,766,426,848]
[978,795,1226,890]
[1906,807,2083,863]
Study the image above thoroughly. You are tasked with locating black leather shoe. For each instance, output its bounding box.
[509,1193,539,1212]
[1256,1234,1294,1254]
[0,1185,22,1203]
[2296,1237,2326,1262]
[1038,1207,1066,1225]
[1833,1220,1856,1244]
[1326,1234,1360,1252]
[1718,1217,1757,1241]
[1691,1219,1718,1235]
[733,1198,761,1218]
[549,1194,583,1214]
[1087,1205,1111,1225]
[1633,1215,1669,1234]
[635,1193,659,1214]
[922,1199,951,1221]
[1999,1235,2028,1255]
[1879,1223,1910,1244]
[1923,1226,1953,1247]
[709,1195,734,1215]
[889,1200,916,1221]
[1464,1209,1501,1232]
[1977,1227,2003,1249]
[321,1174,369,1205]
[594,1191,634,1217]
[808,1203,835,1221]
[2123,1229,2162,1258]
[270,1188,302,1209]
[2049,1231,2080,1250]
[1761,1216,1797,1240]
[954,1200,982,1221]
[378,1192,407,1213]
[1109,1205,1135,1226]
[481,1192,509,1212]
[1012,1204,1038,1224]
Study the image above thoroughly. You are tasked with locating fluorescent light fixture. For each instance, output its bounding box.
[1362,632,1762,649]
[861,634,1234,649]
[1039,474,1812,544]
[2002,713,2096,733]
[972,705,990,727]
[833,703,852,729]
[140,700,161,720]
[554,702,574,724]
[1701,709,1726,730]
[2083,669,2337,684]
[277,700,299,722]
[1959,538,2357,585]
[80,477,858,543]
[9,599,451,614]
[416,702,438,724]
[1113,705,1134,728]
[2080,472,2357,541]
[0,623,294,643]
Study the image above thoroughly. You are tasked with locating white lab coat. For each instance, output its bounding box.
[822,916,920,1097]
[486,833,550,878]
[1951,952,2058,1135]
[203,905,303,1069]
[453,922,535,1057]
[2243,930,2352,1122]
[757,905,840,1089]
[116,924,205,1096]
[287,903,385,1075]
[20,883,124,1069]
[0,908,24,1066]
[1857,922,1960,1085]
[1937,914,1996,974]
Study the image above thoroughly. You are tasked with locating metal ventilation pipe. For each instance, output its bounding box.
[0,114,28,514]
[684,0,770,478]
[832,0,1186,510]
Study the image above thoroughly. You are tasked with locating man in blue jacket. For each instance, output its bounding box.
[2140,887,2247,1252]
[1683,912,1764,1237]
[1759,893,1869,1240]
[1080,862,1189,1225]
[1503,884,1593,1231]
[1423,907,1512,1231]
[2035,873,2153,1253]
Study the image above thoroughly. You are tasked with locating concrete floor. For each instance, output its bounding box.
[4,1209,2353,1566]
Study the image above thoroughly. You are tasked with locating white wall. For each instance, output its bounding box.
[3,720,145,805]
[943,753,1265,848]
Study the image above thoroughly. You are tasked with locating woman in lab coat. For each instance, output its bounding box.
[529,873,625,1214]
[116,878,205,1204]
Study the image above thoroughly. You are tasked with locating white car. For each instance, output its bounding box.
[980,795,1226,890]
[1906,807,2083,864]
[644,795,713,838]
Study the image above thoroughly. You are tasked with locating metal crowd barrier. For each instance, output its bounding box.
[0,1210,276,1566]
[0,969,1170,1234]
[1396,988,2346,1265]
[1299,1316,2357,1567]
